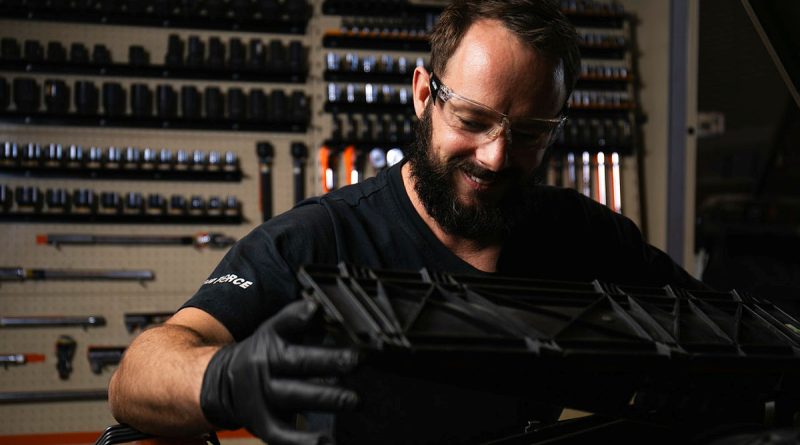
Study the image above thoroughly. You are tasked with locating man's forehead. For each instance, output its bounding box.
[441,20,565,117]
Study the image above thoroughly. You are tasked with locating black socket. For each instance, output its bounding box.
[156,84,178,118]
[248,39,266,71]
[288,40,303,72]
[73,189,95,210]
[0,77,8,111]
[289,90,309,124]
[224,195,239,212]
[45,143,63,163]
[44,79,70,114]
[207,37,225,69]
[170,194,187,212]
[248,89,266,121]
[23,40,44,62]
[92,44,112,65]
[1,38,21,61]
[22,143,41,162]
[130,83,153,117]
[267,89,286,123]
[181,85,201,119]
[46,188,70,210]
[0,184,10,211]
[165,34,184,67]
[69,43,90,64]
[148,193,166,211]
[268,39,286,72]
[46,42,67,63]
[186,36,205,68]
[67,144,84,164]
[189,195,205,212]
[100,191,120,210]
[228,38,245,70]
[207,195,221,211]
[13,78,41,113]
[125,192,143,211]
[102,82,126,116]
[128,45,150,67]
[227,88,245,120]
[1,141,18,162]
[204,87,224,120]
[74,80,99,115]
[15,186,42,209]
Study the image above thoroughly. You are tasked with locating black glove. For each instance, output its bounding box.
[200,299,360,445]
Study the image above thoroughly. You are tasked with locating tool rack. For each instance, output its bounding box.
[0,0,653,441]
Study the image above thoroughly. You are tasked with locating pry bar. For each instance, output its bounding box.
[0,267,154,281]
[37,233,236,249]
[0,353,45,368]
[0,315,106,328]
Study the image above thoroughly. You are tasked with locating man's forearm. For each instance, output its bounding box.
[108,324,221,437]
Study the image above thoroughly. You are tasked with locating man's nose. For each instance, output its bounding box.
[475,130,509,172]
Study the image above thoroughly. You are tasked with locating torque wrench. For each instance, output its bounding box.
[0,267,154,281]
[291,142,308,204]
[256,142,274,221]
[0,389,107,404]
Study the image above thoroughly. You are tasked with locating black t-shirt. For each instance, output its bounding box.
[183,160,701,342]
[182,160,703,443]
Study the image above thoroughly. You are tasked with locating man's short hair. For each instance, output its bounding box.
[429,0,581,103]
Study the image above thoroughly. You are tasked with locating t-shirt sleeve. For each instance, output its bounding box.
[180,202,337,341]
[579,194,709,290]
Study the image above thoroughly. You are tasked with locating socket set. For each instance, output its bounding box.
[338,15,438,39]
[555,117,632,152]
[0,142,241,181]
[546,151,623,214]
[0,0,311,33]
[328,113,415,146]
[0,38,113,65]
[326,52,425,75]
[560,0,626,17]
[0,184,242,224]
[1,76,311,131]
[164,34,306,74]
[579,63,630,81]
[326,82,413,113]
[322,0,442,17]
[0,36,307,83]
[578,32,626,49]
[567,89,633,110]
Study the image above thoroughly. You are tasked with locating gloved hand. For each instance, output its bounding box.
[200,299,360,445]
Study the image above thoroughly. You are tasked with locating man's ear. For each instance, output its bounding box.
[412,66,431,119]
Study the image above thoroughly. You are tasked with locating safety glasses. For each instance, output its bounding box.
[429,72,566,152]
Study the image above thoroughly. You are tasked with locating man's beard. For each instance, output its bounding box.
[405,104,542,241]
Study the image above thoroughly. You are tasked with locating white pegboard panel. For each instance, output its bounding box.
[0,5,318,438]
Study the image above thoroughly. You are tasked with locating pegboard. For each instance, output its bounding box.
[0,1,645,442]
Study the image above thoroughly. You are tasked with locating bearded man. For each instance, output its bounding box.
[108,1,704,444]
